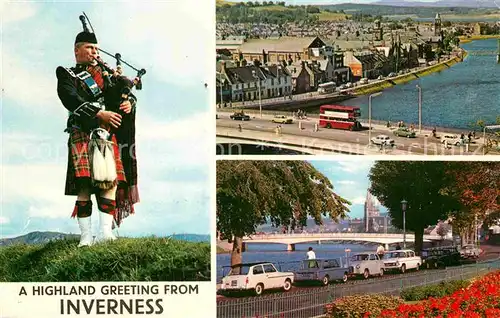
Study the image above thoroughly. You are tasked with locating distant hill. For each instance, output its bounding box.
[0,231,209,246]
[375,0,499,8]
[320,3,498,18]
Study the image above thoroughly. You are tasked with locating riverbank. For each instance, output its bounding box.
[460,34,500,44]
[217,240,232,254]
[351,51,467,97]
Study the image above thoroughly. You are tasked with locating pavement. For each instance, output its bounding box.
[216,112,486,156]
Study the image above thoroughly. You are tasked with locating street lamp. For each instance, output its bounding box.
[252,69,263,118]
[219,72,224,108]
[416,84,422,133]
[401,199,408,248]
[368,92,382,145]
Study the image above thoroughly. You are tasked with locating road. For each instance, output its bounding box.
[216,258,499,318]
[216,113,483,156]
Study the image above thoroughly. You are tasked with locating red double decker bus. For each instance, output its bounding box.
[318,105,362,131]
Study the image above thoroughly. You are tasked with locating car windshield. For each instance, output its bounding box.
[384,252,406,259]
[351,254,369,261]
[302,260,320,269]
[228,265,251,275]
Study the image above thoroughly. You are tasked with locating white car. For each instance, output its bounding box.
[359,78,369,84]
[383,250,422,273]
[371,135,395,147]
[220,262,294,296]
[460,245,481,259]
[441,134,468,146]
[347,252,385,279]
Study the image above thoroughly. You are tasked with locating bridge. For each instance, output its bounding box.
[242,233,443,251]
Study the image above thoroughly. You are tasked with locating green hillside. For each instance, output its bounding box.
[320,3,498,18]
[0,237,210,282]
[216,1,349,23]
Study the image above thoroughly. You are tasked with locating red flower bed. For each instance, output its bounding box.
[379,271,500,318]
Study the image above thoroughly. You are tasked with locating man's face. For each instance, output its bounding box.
[75,43,99,65]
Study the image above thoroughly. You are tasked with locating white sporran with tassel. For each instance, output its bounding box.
[89,128,117,190]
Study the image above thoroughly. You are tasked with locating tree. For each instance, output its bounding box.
[443,162,500,244]
[369,161,460,254]
[217,161,351,268]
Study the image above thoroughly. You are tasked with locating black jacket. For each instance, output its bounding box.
[56,64,136,133]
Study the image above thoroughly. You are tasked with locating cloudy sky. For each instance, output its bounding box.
[1,1,214,238]
[309,160,387,219]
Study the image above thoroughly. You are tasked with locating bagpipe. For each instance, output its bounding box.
[79,12,145,190]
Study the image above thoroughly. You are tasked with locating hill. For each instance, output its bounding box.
[216,1,349,23]
[375,0,499,8]
[217,1,499,22]
[0,231,209,246]
[0,237,210,282]
[319,3,499,18]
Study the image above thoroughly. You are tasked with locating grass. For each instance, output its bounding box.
[0,237,210,282]
[253,5,288,12]
[316,12,349,21]
[217,245,230,254]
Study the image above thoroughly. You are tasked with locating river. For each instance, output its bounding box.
[334,39,500,130]
[216,242,385,282]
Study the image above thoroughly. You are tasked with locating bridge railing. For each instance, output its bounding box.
[245,233,441,240]
[216,258,500,318]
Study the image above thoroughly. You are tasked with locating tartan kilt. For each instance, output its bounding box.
[65,128,126,195]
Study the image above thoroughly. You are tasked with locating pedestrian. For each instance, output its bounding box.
[376,244,385,259]
[306,247,316,259]
[56,26,139,247]
[238,124,242,132]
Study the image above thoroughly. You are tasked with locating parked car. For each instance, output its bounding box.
[347,252,385,279]
[359,78,369,85]
[421,247,462,269]
[459,244,481,259]
[388,72,397,78]
[383,250,422,273]
[393,127,416,138]
[441,134,468,146]
[371,135,395,147]
[230,112,250,121]
[272,115,293,124]
[220,262,294,296]
[294,258,349,285]
[345,82,353,88]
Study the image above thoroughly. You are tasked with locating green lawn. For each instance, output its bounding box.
[0,237,210,282]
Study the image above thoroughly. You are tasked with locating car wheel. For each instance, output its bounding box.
[379,268,384,277]
[283,279,292,292]
[400,264,406,274]
[363,269,370,279]
[322,275,330,286]
[407,135,410,138]
[255,283,264,296]
[342,272,348,283]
